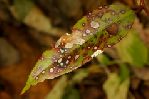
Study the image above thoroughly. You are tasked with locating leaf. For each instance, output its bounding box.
[71,69,89,83]
[119,64,130,82]
[62,86,80,99]
[11,0,63,36]
[97,54,110,66]
[45,76,67,99]
[103,73,130,99]
[21,4,135,94]
[13,0,34,20]
[116,30,148,67]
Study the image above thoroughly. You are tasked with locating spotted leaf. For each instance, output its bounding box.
[21,4,135,94]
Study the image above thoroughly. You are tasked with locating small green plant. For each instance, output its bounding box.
[21,3,135,94]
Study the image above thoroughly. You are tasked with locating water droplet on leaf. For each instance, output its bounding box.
[90,21,99,29]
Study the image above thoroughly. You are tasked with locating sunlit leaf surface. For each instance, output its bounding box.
[103,73,130,99]
[116,31,148,67]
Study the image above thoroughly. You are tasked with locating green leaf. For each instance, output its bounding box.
[97,54,110,66]
[45,76,68,99]
[21,4,135,94]
[62,87,80,99]
[116,31,148,67]
[14,0,34,20]
[21,50,55,94]
[103,73,130,99]
[71,69,89,83]
[119,64,130,82]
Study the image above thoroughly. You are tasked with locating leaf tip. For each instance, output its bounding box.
[21,76,36,94]
[21,83,30,94]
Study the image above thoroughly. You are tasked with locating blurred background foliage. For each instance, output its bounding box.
[0,0,149,99]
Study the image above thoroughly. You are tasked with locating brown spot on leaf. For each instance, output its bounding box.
[106,23,118,35]
[60,35,71,44]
